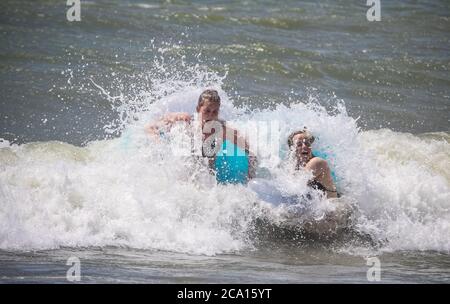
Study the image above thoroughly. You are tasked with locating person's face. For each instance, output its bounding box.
[197,100,220,122]
[293,133,313,159]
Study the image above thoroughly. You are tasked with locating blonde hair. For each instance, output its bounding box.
[287,128,315,148]
[197,89,221,108]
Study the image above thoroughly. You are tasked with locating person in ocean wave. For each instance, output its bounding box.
[287,128,338,198]
[145,89,257,179]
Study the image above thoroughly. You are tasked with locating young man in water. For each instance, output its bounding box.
[287,129,338,198]
[145,89,257,179]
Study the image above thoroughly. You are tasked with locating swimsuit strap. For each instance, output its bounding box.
[307,179,337,193]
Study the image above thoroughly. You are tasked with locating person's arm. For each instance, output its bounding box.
[145,112,192,139]
[305,157,337,198]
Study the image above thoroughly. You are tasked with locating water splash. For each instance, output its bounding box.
[1,43,449,255]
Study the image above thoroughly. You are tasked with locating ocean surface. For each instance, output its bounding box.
[1,0,449,283]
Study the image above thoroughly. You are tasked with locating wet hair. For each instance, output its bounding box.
[197,89,221,108]
[287,128,315,148]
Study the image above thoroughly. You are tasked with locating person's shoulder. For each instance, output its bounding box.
[310,156,329,166]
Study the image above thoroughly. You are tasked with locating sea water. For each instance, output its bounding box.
[1,0,449,283]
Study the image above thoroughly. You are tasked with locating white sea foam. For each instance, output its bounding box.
[1,52,449,255]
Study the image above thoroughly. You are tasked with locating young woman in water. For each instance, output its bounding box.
[287,129,338,198]
[145,89,257,179]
